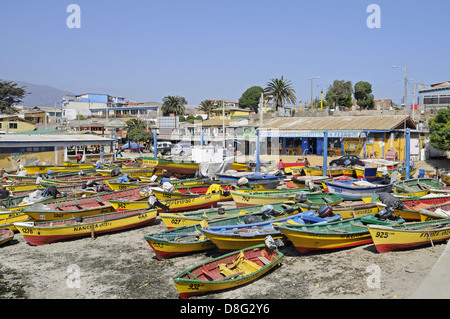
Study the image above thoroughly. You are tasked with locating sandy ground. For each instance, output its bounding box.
[1,158,450,303]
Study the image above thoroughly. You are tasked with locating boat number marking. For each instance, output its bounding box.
[188,283,201,290]
[171,219,181,225]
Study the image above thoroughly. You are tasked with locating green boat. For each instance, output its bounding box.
[159,202,292,229]
[393,178,447,194]
[278,214,405,254]
[231,189,343,208]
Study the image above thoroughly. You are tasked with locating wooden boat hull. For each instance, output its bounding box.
[278,215,404,254]
[393,178,446,194]
[142,157,199,175]
[172,244,283,299]
[368,219,450,253]
[0,214,34,232]
[24,163,94,175]
[299,167,343,177]
[230,189,302,207]
[230,190,342,208]
[388,196,450,222]
[145,221,216,260]
[22,187,150,221]
[297,202,380,220]
[159,203,288,229]
[110,193,221,213]
[0,228,14,246]
[324,178,393,200]
[15,208,157,246]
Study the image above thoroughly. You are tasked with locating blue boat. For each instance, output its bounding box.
[324,177,393,200]
[201,210,342,252]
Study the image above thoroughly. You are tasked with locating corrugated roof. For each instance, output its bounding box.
[259,115,415,131]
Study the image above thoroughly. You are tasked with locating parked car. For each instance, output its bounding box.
[152,142,172,155]
[329,155,365,167]
[171,143,192,156]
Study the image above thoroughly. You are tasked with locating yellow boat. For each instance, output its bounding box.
[297,202,380,219]
[368,218,450,253]
[110,193,221,213]
[15,208,158,246]
[22,187,150,221]
[0,213,33,232]
[142,157,199,175]
[300,166,343,177]
[3,184,44,192]
[24,163,94,175]
[96,169,157,178]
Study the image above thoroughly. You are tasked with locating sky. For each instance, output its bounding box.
[1,0,450,106]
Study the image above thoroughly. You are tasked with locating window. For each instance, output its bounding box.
[9,123,18,129]
[424,94,450,105]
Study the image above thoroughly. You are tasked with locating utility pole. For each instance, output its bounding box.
[412,82,417,121]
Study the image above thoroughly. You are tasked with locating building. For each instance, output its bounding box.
[418,81,450,110]
[62,93,126,120]
[0,133,116,170]
[258,115,420,161]
[0,115,35,134]
[209,107,252,120]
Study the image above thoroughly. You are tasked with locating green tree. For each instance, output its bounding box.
[125,118,146,131]
[238,86,264,113]
[161,95,187,116]
[199,100,213,118]
[0,80,28,114]
[429,109,450,151]
[326,80,353,108]
[264,76,297,112]
[354,81,375,109]
[127,128,153,145]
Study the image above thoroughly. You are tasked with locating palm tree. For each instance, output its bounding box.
[199,100,213,118]
[264,76,297,112]
[161,95,187,116]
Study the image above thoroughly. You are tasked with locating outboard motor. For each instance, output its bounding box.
[111,168,121,177]
[318,204,334,218]
[376,206,400,221]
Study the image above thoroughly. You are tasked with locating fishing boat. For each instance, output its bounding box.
[106,177,210,191]
[297,202,380,220]
[15,208,157,246]
[152,184,233,202]
[278,214,404,254]
[96,169,158,178]
[23,162,95,175]
[145,205,298,259]
[280,161,307,174]
[216,173,282,189]
[201,210,341,253]
[324,177,394,200]
[294,166,344,177]
[230,190,342,208]
[384,195,450,221]
[419,203,450,221]
[393,178,447,194]
[0,214,34,232]
[142,157,200,175]
[159,202,295,229]
[22,187,150,221]
[440,171,450,186]
[0,228,14,246]
[172,244,283,299]
[368,218,450,253]
[109,193,221,213]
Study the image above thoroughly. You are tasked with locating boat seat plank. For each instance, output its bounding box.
[257,256,271,265]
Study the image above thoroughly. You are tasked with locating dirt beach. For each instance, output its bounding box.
[1,158,449,301]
